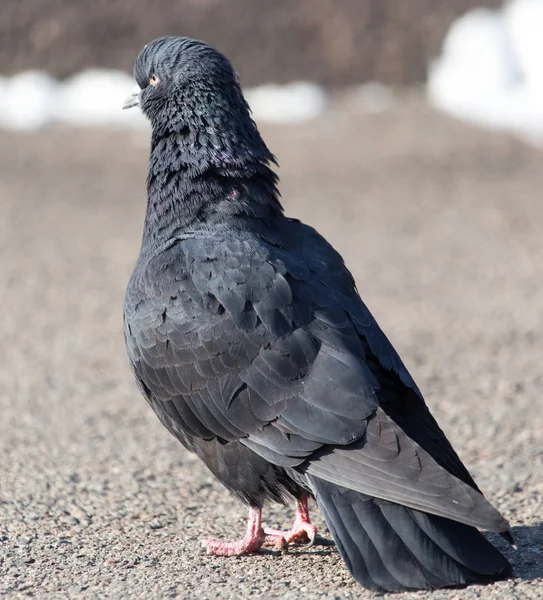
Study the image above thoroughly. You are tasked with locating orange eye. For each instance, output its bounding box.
[149,74,160,87]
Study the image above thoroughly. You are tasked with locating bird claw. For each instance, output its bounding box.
[202,536,261,556]
[264,520,317,547]
[201,498,314,557]
[262,531,289,553]
[202,530,287,556]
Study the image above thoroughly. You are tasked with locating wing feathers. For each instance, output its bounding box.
[306,408,509,532]
[125,232,508,541]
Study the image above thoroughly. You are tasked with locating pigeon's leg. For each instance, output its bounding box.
[203,506,288,556]
[264,493,317,546]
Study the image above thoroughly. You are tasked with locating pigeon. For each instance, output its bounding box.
[123,36,513,592]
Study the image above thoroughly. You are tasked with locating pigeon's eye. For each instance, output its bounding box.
[149,74,160,87]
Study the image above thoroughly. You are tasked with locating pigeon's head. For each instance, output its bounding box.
[124,36,251,133]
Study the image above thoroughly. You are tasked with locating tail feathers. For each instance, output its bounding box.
[308,476,513,593]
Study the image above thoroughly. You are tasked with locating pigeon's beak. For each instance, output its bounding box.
[123,84,141,110]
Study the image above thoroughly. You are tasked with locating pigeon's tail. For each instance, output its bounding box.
[307,476,513,593]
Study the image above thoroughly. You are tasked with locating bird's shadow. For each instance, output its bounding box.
[309,535,336,548]
[288,534,336,556]
[487,523,543,581]
[255,535,336,557]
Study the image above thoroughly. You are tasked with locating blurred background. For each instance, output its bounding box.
[1,1,542,598]
[0,0,504,83]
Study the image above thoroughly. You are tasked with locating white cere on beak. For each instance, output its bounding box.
[123,84,141,110]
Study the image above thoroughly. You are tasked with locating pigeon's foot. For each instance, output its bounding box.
[264,493,317,547]
[203,506,288,556]
[264,521,316,546]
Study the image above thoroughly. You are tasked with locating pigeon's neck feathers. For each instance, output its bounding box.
[142,108,283,247]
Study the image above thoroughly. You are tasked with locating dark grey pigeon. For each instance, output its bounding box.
[123,36,513,592]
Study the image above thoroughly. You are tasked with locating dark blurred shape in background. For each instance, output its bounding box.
[2,0,502,84]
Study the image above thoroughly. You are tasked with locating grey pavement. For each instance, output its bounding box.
[0,95,541,599]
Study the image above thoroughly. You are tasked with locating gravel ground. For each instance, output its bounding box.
[0,95,542,599]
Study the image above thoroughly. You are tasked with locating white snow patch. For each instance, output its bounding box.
[0,71,59,131]
[244,82,327,123]
[428,0,543,145]
[58,70,147,128]
[0,70,327,131]
[505,0,543,94]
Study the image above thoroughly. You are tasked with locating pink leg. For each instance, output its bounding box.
[264,493,317,546]
[203,506,288,556]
